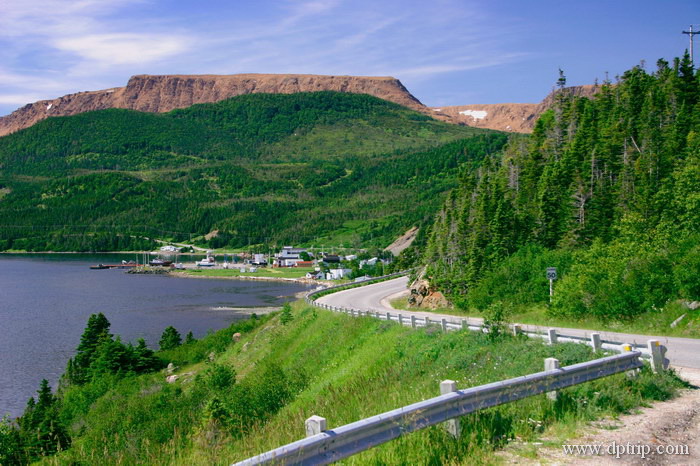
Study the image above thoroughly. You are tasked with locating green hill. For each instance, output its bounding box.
[422,56,700,327]
[0,92,506,251]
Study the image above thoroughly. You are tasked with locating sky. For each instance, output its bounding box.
[0,0,698,116]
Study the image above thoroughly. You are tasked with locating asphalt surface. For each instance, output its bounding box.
[316,277,700,369]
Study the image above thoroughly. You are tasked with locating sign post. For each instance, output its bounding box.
[546,267,557,303]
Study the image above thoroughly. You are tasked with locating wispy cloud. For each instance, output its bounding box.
[55,34,189,65]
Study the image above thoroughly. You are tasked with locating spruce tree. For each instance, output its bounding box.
[159,326,182,350]
[280,303,293,325]
[74,313,111,369]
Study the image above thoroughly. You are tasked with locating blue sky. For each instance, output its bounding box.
[0,0,697,116]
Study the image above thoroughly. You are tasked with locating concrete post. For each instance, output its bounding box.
[547,328,558,345]
[512,324,522,336]
[440,380,461,438]
[544,358,560,400]
[461,319,468,330]
[305,415,327,437]
[386,312,392,322]
[647,339,663,373]
[411,315,417,328]
[621,343,639,377]
[441,318,448,332]
[590,333,602,352]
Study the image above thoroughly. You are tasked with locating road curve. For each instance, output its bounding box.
[316,277,700,369]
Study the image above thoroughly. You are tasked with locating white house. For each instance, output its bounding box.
[252,254,267,265]
[274,246,307,267]
[360,257,378,268]
[326,268,352,280]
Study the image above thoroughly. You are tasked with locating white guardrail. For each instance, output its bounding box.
[231,274,669,465]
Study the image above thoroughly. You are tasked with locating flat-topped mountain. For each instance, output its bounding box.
[0,74,427,137]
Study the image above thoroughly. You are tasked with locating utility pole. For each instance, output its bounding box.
[682,25,700,64]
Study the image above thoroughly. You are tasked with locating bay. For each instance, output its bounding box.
[0,254,311,418]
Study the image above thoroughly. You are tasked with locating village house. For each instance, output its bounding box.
[274,246,307,267]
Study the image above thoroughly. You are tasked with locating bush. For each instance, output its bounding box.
[551,240,676,321]
[465,244,575,310]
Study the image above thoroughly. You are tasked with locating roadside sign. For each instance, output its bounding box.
[546,267,557,281]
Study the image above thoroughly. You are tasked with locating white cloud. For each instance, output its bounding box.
[55,34,189,65]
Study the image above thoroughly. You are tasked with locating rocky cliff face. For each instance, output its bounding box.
[432,85,601,133]
[0,74,427,137]
[431,103,539,133]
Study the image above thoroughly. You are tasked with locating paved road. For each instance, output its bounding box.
[317,277,700,369]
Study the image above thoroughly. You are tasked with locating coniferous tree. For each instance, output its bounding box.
[159,326,182,350]
[68,312,112,384]
[18,380,70,459]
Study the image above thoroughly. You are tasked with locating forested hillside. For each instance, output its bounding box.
[0,92,506,251]
[424,56,700,323]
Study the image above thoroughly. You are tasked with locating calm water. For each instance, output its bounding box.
[0,254,311,418]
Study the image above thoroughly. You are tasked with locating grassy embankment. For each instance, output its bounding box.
[46,302,685,465]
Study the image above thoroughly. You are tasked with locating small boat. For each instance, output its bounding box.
[150,258,173,267]
[90,264,109,270]
[196,252,216,267]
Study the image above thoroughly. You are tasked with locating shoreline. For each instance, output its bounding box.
[169,270,329,290]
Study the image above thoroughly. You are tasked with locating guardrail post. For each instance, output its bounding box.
[647,339,663,373]
[441,318,448,332]
[591,333,602,352]
[547,329,558,345]
[544,358,560,400]
[512,324,522,336]
[621,343,639,377]
[374,311,379,319]
[411,315,417,328]
[440,380,461,438]
[461,319,468,330]
[398,314,404,326]
[425,317,431,327]
[305,415,327,437]
[386,312,392,322]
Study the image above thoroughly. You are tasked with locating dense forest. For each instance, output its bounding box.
[0,92,505,251]
[424,55,700,322]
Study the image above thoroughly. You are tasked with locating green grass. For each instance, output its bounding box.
[47,302,686,465]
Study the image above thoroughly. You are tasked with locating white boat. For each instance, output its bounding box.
[196,252,216,267]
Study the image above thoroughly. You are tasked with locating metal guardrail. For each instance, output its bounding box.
[234,351,644,465]
[306,275,658,358]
